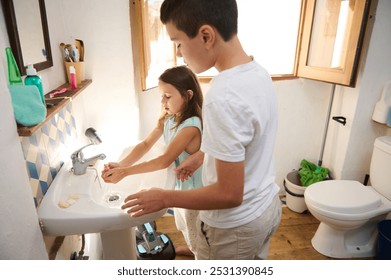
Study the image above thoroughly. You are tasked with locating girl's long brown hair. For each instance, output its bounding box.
[158,66,203,129]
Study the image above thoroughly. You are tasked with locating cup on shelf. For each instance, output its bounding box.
[64,61,85,85]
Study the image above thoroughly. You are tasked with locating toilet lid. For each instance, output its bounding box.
[305,180,382,214]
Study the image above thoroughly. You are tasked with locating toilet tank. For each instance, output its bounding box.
[370,136,391,200]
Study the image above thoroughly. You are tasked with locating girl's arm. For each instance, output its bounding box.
[118,125,163,167]
[103,126,201,183]
[118,111,167,166]
[128,126,200,173]
[101,118,163,181]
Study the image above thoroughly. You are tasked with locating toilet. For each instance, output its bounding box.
[304,136,391,258]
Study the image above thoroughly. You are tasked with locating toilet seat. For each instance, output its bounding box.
[305,180,382,215]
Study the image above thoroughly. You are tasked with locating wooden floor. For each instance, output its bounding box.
[155,205,331,260]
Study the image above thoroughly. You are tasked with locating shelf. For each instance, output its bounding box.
[17,79,92,137]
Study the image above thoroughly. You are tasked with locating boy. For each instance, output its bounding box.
[122,0,281,260]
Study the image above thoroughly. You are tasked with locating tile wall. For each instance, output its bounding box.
[19,103,79,206]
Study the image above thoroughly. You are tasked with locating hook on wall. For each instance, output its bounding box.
[332,116,347,126]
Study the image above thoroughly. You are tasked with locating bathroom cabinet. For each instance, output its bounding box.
[17,79,92,137]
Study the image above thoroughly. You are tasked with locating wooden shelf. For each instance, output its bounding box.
[17,79,92,137]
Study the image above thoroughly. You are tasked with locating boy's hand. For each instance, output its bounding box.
[121,188,167,217]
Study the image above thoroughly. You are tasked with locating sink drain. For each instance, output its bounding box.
[104,193,121,206]
[108,194,120,202]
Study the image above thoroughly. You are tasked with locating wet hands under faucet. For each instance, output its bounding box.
[101,162,129,184]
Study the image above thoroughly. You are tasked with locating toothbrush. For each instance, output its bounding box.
[71,45,80,62]
[64,48,73,62]
[49,88,68,98]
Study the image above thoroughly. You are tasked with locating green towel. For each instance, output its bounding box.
[298,159,329,186]
[8,85,47,126]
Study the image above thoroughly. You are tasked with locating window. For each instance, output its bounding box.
[297,0,372,87]
[131,0,176,90]
[132,0,372,90]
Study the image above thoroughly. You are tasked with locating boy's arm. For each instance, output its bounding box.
[122,159,244,216]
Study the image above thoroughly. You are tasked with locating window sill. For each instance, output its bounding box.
[198,74,298,84]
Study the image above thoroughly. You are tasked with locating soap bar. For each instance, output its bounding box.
[58,201,70,208]
[58,194,81,208]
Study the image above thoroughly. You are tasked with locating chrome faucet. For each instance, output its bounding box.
[71,128,106,175]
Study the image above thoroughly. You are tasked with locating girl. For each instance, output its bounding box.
[101,65,203,257]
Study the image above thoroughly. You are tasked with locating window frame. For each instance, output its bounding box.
[297,0,373,87]
[132,0,373,90]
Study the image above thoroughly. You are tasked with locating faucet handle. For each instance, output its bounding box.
[71,143,93,160]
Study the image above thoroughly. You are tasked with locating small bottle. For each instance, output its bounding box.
[69,66,77,89]
[24,64,45,104]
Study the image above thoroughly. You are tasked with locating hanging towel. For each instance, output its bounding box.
[8,85,47,126]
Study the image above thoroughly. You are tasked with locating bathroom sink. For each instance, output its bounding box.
[38,159,168,237]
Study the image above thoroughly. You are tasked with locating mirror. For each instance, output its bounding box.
[2,0,53,76]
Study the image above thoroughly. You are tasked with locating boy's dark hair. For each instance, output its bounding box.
[159,66,203,129]
[160,0,238,41]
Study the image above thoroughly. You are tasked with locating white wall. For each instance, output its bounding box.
[43,0,140,160]
[0,6,47,260]
[1,0,391,259]
[273,79,332,185]
[0,0,139,259]
[322,0,391,182]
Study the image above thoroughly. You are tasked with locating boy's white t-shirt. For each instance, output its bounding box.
[200,60,280,229]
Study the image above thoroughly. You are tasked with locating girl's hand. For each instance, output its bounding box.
[174,151,204,182]
[101,162,119,181]
[101,166,128,183]
[103,162,120,172]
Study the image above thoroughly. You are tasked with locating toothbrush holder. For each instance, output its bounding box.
[65,61,85,85]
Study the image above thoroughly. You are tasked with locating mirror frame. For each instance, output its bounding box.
[2,0,53,76]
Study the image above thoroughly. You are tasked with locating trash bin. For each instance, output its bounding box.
[377,220,391,260]
[284,170,307,213]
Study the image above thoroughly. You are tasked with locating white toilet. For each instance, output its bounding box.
[304,136,391,258]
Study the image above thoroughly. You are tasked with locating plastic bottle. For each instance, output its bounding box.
[6,47,23,85]
[69,66,77,89]
[24,64,45,104]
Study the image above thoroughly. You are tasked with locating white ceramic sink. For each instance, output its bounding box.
[38,152,168,237]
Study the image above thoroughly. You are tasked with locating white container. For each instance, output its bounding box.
[372,81,391,124]
[284,170,308,213]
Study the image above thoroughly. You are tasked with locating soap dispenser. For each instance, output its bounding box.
[24,64,45,105]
